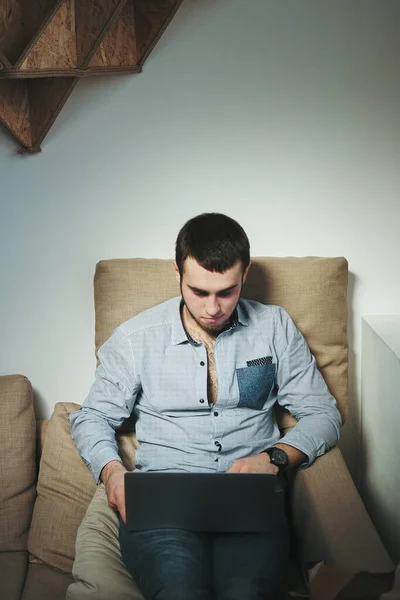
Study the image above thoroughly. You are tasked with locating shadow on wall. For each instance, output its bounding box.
[340,271,360,486]
[33,387,49,422]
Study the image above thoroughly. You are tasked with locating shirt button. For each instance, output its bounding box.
[200,361,205,366]
[199,398,205,404]
[214,412,219,417]
[214,441,222,451]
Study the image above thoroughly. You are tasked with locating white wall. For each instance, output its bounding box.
[1,0,400,481]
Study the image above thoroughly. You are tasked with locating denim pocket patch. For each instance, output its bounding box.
[236,363,276,410]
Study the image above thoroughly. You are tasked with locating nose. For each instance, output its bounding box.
[205,295,220,317]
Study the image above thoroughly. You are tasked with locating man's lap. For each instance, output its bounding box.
[119,518,290,600]
[212,529,289,600]
[67,483,289,600]
[119,525,213,600]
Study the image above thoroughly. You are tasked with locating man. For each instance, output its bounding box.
[70,213,341,600]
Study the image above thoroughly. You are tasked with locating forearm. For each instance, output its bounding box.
[100,460,127,484]
[279,411,341,466]
[275,311,342,466]
[100,459,128,523]
[273,442,307,469]
[71,325,140,480]
[70,407,123,482]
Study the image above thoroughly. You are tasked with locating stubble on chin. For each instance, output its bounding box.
[185,305,233,337]
[199,321,225,336]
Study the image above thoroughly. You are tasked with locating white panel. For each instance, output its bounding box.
[361,317,400,563]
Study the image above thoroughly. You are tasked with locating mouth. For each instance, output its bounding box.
[203,315,224,324]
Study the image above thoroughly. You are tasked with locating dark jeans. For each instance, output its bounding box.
[119,520,289,600]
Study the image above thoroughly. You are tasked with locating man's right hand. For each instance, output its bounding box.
[100,460,127,523]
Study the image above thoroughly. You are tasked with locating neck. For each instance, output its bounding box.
[181,304,218,341]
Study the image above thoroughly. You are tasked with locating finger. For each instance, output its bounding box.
[241,465,253,473]
[115,487,126,523]
[120,500,127,524]
[107,496,117,510]
[226,462,242,473]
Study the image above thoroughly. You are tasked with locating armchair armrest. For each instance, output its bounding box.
[289,447,394,573]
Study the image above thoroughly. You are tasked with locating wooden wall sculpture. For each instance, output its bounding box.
[0,0,183,153]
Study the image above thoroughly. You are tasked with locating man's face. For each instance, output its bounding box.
[175,257,250,335]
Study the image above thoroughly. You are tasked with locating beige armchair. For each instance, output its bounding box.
[91,257,393,572]
[0,257,393,600]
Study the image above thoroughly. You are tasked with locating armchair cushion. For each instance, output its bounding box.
[291,447,394,573]
[306,562,398,599]
[94,257,349,431]
[27,403,138,573]
[27,403,97,572]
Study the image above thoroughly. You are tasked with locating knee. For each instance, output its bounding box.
[69,484,143,600]
[149,581,211,600]
[67,578,142,600]
[215,578,284,600]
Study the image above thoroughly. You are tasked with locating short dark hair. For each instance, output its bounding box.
[175,213,250,275]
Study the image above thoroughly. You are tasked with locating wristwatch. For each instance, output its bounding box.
[263,447,289,473]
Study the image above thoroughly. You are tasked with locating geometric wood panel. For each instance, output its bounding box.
[89,2,137,69]
[19,0,78,72]
[0,0,183,153]
[0,0,63,67]
[75,0,124,68]
[28,77,78,151]
[0,78,32,147]
[134,0,183,64]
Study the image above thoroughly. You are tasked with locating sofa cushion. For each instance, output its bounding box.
[94,257,348,427]
[0,551,29,600]
[0,374,36,551]
[20,563,73,600]
[27,403,138,573]
[27,402,97,572]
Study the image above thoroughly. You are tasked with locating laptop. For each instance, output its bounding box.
[125,472,286,533]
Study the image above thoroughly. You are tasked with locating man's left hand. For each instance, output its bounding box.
[226,452,279,474]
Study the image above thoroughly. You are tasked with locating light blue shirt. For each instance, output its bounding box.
[70,297,341,482]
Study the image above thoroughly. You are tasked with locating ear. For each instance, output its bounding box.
[174,261,181,283]
[242,262,251,284]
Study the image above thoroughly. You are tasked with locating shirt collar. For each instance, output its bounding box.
[171,298,249,346]
[236,300,250,327]
[171,298,190,346]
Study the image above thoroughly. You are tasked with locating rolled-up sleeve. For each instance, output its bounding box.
[274,309,342,466]
[70,326,141,482]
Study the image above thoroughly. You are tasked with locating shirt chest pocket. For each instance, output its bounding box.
[236,363,276,410]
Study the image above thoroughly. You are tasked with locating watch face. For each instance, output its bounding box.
[268,448,288,470]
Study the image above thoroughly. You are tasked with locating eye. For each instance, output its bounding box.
[218,290,233,298]
[193,290,208,297]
